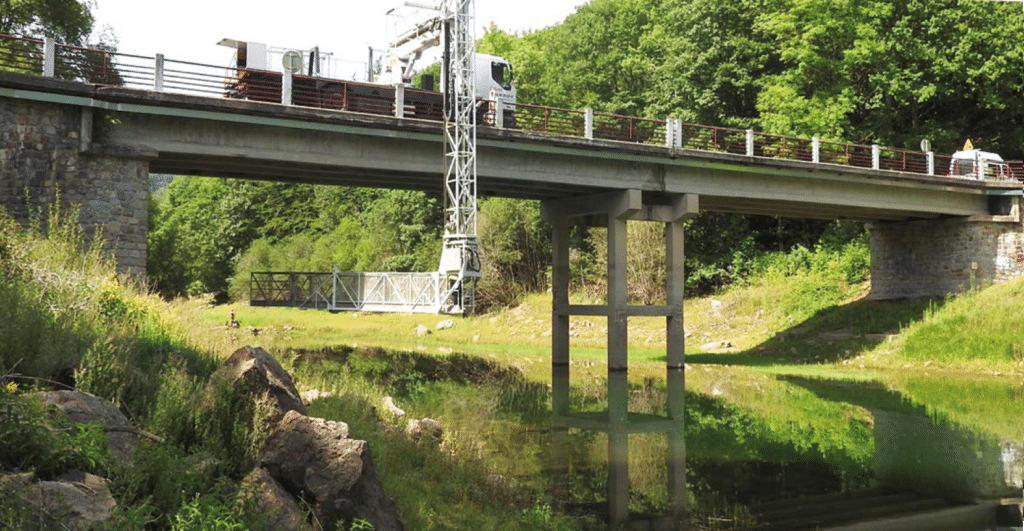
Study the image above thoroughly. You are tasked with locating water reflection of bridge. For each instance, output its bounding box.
[759,377,1024,530]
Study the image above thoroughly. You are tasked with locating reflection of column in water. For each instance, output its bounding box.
[1002,441,1022,490]
[608,370,630,527]
[550,361,570,512]
[667,366,686,519]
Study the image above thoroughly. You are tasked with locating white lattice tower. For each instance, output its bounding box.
[437,0,480,314]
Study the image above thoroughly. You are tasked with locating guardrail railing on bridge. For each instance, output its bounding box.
[2,33,1021,183]
[250,270,444,313]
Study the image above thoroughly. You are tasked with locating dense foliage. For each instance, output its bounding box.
[147,0,1023,305]
[0,0,96,45]
[148,179,443,299]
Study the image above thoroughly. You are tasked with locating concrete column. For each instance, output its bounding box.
[927,151,935,176]
[812,137,820,164]
[872,144,881,170]
[585,108,594,140]
[746,129,754,156]
[540,190,698,528]
[79,107,93,153]
[607,213,629,370]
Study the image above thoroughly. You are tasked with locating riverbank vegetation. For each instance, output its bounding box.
[2,196,1020,529]
[4,0,1023,527]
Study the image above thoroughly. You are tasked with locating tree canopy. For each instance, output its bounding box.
[480,0,1024,157]
[1,0,99,45]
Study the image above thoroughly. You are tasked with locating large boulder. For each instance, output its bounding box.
[0,471,116,530]
[238,467,312,531]
[220,346,306,419]
[259,410,405,531]
[35,390,136,466]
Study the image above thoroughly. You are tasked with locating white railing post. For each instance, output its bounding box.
[43,37,55,77]
[745,129,754,156]
[673,119,682,148]
[927,151,935,176]
[872,144,880,170]
[665,117,674,147]
[812,137,820,163]
[585,108,594,140]
[154,54,164,91]
[490,89,504,128]
[394,84,405,118]
[494,98,504,129]
[282,70,293,105]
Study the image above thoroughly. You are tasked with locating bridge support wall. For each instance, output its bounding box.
[0,97,150,276]
[869,199,1024,299]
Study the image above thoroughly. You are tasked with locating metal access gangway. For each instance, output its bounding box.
[249,268,446,313]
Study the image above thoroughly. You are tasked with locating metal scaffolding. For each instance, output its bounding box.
[437,0,480,314]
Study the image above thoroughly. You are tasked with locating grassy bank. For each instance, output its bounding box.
[4,208,1020,529]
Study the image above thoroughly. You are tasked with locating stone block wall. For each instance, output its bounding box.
[869,208,1024,299]
[0,97,149,276]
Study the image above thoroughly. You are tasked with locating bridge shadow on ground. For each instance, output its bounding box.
[677,296,944,368]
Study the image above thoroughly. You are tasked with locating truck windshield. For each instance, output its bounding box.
[491,62,513,90]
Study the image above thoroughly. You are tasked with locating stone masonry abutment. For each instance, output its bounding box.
[869,198,1024,299]
[1,96,150,276]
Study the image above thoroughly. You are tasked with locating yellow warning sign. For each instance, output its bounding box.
[963,139,974,150]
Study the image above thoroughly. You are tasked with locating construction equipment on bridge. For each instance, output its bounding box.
[216,4,515,126]
[234,0,488,314]
[949,140,1015,180]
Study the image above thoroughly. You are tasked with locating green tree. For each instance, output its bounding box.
[476,198,550,310]
[0,0,96,45]
[646,0,784,128]
[757,0,1024,156]
[354,189,443,272]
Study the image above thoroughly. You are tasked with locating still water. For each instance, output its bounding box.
[500,372,1021,530]
[300,347,1022,530]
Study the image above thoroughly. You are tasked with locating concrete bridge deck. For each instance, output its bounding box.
[2,70,1020,223]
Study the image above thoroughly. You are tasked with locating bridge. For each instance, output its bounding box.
[3,34,1023,300]
[3,34,1024,529]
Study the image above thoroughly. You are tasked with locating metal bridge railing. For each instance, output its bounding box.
[2,33,1022,184]
[250,270,443,313]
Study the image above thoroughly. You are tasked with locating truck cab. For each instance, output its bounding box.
[950,145,1013,180]
[476,53,515,107]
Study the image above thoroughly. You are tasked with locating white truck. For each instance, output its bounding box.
[218,35,515,126]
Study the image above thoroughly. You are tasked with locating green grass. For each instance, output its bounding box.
[873,279,1024,373]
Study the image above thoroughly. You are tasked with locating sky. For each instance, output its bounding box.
[91,0,587,76]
